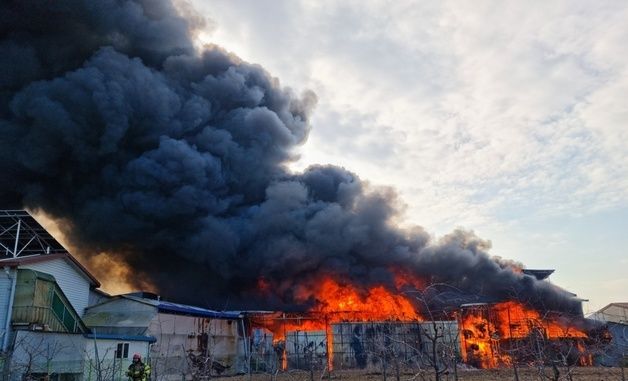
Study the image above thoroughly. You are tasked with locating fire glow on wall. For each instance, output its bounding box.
[248,275,593,371]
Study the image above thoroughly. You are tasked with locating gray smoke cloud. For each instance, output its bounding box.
[0,0,582,314]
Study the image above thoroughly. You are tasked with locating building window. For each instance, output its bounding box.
[116,343,129,358]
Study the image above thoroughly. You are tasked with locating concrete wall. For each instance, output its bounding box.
[148,313,246,379]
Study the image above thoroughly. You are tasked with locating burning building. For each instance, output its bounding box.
[0,209,604,378]
[241,271,593,372]
[247,312,460,373]
[0,0,609,375]
[458,302,591,369]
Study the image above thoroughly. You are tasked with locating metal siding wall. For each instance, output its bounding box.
[21,258,91,317]
[0,269,15,343]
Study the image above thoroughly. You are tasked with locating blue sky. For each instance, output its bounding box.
[185,0,627,312]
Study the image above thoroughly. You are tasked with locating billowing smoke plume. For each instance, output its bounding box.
[0,0,581,314]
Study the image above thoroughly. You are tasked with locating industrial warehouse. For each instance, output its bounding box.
[0,210,625,381]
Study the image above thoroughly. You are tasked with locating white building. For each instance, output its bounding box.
[1,211,155,381]
[83,293,247,379]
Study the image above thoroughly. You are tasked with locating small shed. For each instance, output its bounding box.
[83,293,247,379]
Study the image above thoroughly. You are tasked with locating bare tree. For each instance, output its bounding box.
[10,335,47,381]
[83,347,118,381]
[9,334,71,381]
[409,284,464,381]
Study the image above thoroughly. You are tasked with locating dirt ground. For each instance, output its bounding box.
[211,367,624,381]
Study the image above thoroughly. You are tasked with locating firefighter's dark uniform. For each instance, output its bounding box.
[127,360,151,381]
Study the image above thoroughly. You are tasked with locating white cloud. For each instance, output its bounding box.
[192,0,628,238]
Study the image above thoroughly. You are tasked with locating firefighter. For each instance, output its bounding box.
[127,353,151,381]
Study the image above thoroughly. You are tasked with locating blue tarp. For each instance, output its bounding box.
[156,300,241,319]
[85,333,157,343]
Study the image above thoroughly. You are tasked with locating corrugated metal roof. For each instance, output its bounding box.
[86,293,241,322]
[85,333,156,343]
[156,300,241,319]
[117,294,241,319]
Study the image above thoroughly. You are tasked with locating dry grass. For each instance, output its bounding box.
[211,367,624,381]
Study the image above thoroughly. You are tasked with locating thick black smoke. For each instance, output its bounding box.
[0,0,582,314]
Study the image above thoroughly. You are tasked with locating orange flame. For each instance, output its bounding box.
[312,277,422,320]
[252,276,423,370]
[459,301,589,368]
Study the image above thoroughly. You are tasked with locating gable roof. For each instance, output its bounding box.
[0,252,101,287]
[600,302,628,311]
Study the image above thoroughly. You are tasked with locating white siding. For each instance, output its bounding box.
[21,258,91,317]
[0,268,16,346]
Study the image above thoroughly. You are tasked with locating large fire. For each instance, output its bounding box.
[252,276,423,370]
[459,301,590,368]
[251,277,593,372]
